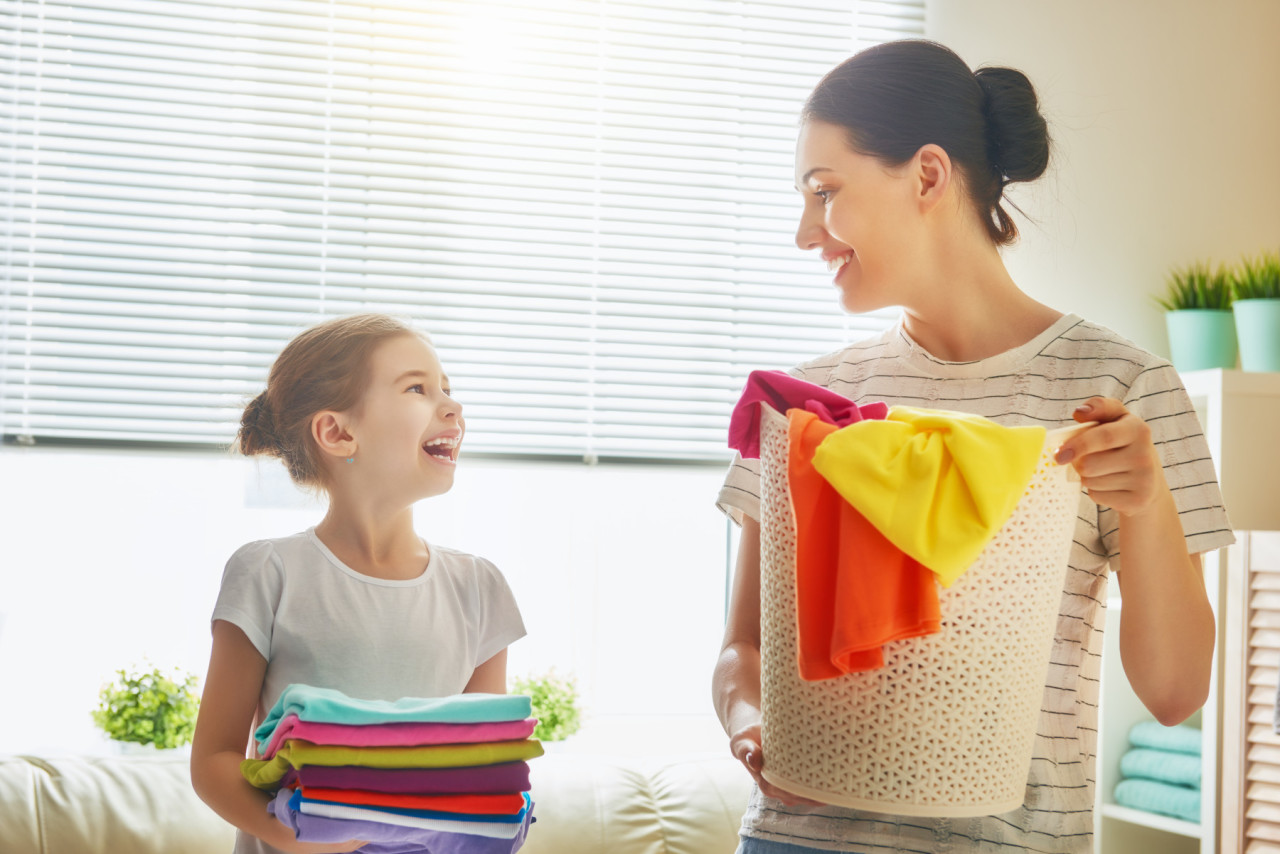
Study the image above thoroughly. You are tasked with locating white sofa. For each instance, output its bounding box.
[0,751,752,854]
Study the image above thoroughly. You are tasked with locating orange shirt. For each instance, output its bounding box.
[788,409,941,680]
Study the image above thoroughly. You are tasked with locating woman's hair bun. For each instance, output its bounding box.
[973,65,1050,185]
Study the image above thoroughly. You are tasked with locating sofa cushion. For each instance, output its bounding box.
[0,751,751,854]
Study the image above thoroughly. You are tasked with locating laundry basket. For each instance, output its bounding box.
[757,403,1087,816]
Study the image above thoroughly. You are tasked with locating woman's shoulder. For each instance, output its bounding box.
[792,325,901,387]
[1037,316,1176,383]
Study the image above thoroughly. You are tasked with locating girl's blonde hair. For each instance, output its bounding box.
[237,313,425,488]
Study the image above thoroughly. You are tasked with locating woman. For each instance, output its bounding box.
[711,39,1233,854]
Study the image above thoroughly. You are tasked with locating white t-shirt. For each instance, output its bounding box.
[718,313,1235,854]
[211,527,526,854]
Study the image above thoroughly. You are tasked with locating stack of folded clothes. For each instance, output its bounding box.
[1113,720,1202,824]
[242,684,543,853]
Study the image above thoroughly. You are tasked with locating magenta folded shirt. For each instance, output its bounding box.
[278,761,533,795]
[729,369,889,459]
[261,715,539,758]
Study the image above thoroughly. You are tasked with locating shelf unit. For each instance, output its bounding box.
[1095,369,1280,854]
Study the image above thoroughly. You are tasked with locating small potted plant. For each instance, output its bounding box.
[1231,251,1280,372]
[513,670,582,745]
[1155,262,1237,372]
[92,664,201,752]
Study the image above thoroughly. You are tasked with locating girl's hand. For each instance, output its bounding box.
[729,722,825,807]
[1054,397,1167,517]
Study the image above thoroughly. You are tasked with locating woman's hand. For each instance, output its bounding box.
[1054,397,1167,517]
[729,722,824,807]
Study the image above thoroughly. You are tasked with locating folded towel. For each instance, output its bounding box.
[1119,748,1201,789]
[256,685,532,747]
[1128,721,1201,756]
[243,739,545,790]
[1113,778,1199,823]
[278,761,532,794]
[301,787,527,815]
[295,791,532,839]
[270,797,528,854]
[259,713,538,758]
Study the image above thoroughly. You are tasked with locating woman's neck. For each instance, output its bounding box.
[313,503,429,581]
[900,235,1062,362]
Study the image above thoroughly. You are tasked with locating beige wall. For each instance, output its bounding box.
[927,0,1280,356]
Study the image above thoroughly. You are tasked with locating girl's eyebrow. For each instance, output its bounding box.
[393,369,430,384]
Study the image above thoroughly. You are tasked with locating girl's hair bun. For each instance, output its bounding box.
[237,391,278,457]
[973,65,1050,185]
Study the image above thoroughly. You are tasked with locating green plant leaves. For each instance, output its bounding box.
[512,671,582,742]
[91,665,200,749]
[1158,251,1280,311]
[1233,251,1280,301]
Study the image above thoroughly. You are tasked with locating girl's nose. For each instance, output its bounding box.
[441,395,463,419]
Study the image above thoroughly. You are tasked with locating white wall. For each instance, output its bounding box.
[928,0,1280,355]
[0,447,732,756]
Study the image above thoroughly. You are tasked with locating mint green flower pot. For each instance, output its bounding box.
[1233,299,1280,372]
[1165,309,1237,372]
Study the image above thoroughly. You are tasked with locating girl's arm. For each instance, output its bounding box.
[190,621,365,854]
[1056,396,1215,725]
[712,515,821,805]
[464,648,508,693]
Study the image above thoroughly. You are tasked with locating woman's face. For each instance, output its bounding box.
[793,120,919,314]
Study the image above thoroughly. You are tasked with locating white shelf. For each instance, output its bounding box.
[1100,804,1201,838]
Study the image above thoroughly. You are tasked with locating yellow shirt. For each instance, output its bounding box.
[812,406,1046,586]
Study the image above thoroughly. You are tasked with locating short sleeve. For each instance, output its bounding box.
[211,540,284,660]
[1098,364,1236,567]
[473,559,526,668]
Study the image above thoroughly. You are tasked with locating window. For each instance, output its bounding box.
[1,0,922,461]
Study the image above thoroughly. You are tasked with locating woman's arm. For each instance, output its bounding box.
[1056,397,1215,725]
[464,648,508,693]
[712,515,821,805]
[190,621,365,854]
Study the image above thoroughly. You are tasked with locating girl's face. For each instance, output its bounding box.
[793,120,920,314]
[345,333,464,502]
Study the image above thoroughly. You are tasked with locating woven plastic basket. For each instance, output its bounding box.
[758,404,1087,816]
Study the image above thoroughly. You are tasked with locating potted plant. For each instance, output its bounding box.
[92,664,201,752]
[1155,262,1237,372]
[1231,251,1280,372]
[513,670,582,745]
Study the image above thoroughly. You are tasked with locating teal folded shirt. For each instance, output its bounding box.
[256,685,533,746]
[1128,721,1201,756]
[1120,748,1201,789]
[1114,778,1199,823]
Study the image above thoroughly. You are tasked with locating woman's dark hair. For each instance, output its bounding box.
[802,39,1049,245]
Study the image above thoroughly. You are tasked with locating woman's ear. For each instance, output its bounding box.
[914,143,952,212]
[311,411,356,460]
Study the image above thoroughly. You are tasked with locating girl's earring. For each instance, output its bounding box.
[346,456,355,464]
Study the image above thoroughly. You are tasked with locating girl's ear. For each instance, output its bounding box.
[311,411,356,460]
[914,143,952,212]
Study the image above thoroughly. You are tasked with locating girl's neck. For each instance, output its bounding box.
[314,503,429,581]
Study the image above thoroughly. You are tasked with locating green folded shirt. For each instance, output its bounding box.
[242,739,545,790]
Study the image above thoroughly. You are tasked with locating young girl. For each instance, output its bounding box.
[191,314,526,854]
[711,40,1235,854]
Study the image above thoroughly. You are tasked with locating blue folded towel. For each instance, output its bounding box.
[1128,721,1201,756]
[1114,778,1199,823]
[1119,748,1200,789]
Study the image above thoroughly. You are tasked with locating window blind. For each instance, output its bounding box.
[0,0,921,461]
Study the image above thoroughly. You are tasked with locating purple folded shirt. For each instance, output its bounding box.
[269,788,533,854]
[278,761,532,795]
[729,369,889,459]
[260,715,539,758]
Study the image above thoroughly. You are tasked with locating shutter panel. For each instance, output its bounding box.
[1,0,922,458]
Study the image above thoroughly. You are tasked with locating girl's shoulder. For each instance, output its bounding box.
[224,530,314,575]
[426,543,506,581]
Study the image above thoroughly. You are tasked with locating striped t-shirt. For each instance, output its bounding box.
[717,313,1235,854]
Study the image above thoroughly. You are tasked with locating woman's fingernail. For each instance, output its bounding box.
[1055,447,1075,464]
[1075,403,1093,414]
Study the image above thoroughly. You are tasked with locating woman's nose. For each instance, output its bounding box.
[795,206,825,251]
